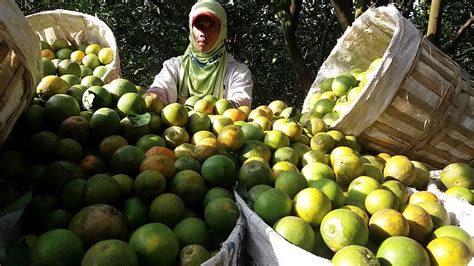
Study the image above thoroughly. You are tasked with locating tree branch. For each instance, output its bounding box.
[443,15,473,52]
[426,0,443,45]
[276,0,313,94]
[330,0,354,30]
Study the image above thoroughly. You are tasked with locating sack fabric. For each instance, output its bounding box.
[26,9,121,84]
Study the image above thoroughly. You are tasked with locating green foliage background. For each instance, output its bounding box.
[17,0,472,108]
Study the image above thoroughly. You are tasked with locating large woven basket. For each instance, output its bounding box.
[0,0,42,147]
[26,9,121,84]
[303,5,473,169]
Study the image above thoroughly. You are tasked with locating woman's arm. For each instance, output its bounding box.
[225,62,253,107]
[147,57,181,104]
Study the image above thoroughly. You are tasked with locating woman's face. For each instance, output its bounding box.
[192,16,220,53]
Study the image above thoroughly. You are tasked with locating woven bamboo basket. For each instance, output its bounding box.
[0,0,42,147]
[26,9,121,84]
[303,5,473,169]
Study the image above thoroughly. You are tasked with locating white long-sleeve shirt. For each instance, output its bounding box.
[148,53,253,107]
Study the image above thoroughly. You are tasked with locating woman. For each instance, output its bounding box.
[147,0,253,107]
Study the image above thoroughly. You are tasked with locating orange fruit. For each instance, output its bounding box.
[363,163,385,183]
[112,173,134,198]
[202,187,234,209]
[382,180,409,205]
[194,137,225,162]
[238,159,273,190]
[440,162,473,189]
[309,178,345,208]
[268,100,288,117]
[415,201,451,229]
[272,161,299,181]
[217,125,245,152]
[332,245,379,266]
[140,154,176,180]
[248,109,267,121]
[29,229,84,266]
[310,132,336,154]
[340,205,369,225]
[326,130,345,146]
[161,103,189,127]
[85,43,102,55]
[89,108,121,138]
[83,174,121,205]
[263,130,290,151]
[175,156,201,173]
[174,143,197,159]
[256,105,274,120]
[360,155,384,172]
[343,135,361,153]
[431,225,472,252]
[408,191,439,205]
[238,140,272,164]
[144,146,176,161]
[45,94,81,126]
[237,105,251,118]
[201,155,237,188]
[445,186,473,203]
[301,162,335,182]
[222,108,246,122]
[400,204,433,243]
[179,244,211,265]
[136,134,166,152]
[248,184,273,202]
[411,161,431,190]
[365,189,399,215]
[254,188,292,226]
[252,116,272,131]
[330,146,356,166]
[173,217,211,249]
[214,98,234,115]
[347,176,381,203]
[193,98,214,115]
[301,150,329,166]
[204,197,239,233]
[320,209,369,252]
[426,237,472,266]
[376,236,430,266]
[186,111,212,135]
[368,209,409,242]
[383,155,416,186]
[143,93,165,114]
[273,216,315,252]
[134,170,166,201]
[129,223,179,265]
[333,153,364,186]
[279,121,303,142]
[294,188,332,227]
[275,172,308,199]
[211,116,234,135]
[110,145,144,175]
[42,48,56,60]
[162,126,190,149]
[150,193,185,227]
[240,122,264,141]
[170,170,208,206]
[272,147,299,165]
[303,117,327,136]
[81,239,137,266]
[191,130,216,145]
[332,73,357,97]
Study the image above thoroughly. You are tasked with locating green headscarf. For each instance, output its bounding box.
[178,0,228,103]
